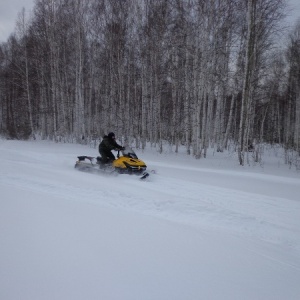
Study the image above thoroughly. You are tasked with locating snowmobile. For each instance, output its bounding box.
[74,146,149,180]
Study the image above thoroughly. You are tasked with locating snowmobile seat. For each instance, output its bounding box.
[77,156,85,161]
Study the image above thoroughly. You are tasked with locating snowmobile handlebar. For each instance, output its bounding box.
[116,147,125,158]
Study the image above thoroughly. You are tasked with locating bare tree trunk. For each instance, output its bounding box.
[238,0,255,166]
[184,42,191,155]
[222,93,235,149]
[16,8,34,136]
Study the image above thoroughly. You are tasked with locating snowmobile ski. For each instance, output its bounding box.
[140,172,150,180]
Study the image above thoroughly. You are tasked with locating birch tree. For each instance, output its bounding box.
[286,21,300,155]
[15,8,35,137]
[238,0,286,165]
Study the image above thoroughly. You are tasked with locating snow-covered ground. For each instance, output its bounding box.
[1,139,300,300]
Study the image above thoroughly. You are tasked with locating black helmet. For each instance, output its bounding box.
[108,132,115,139]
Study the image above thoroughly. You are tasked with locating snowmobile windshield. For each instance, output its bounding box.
[122,147,138,159]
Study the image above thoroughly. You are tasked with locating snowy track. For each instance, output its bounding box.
[1,140,300,300]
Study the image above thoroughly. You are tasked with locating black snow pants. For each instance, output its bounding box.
[99,148,115,164]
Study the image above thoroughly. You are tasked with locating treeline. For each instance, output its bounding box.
[0,0,299,165]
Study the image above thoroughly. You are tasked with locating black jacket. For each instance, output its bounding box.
[99,135,122,153]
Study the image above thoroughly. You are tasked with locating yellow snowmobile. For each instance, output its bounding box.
[75,147,149,180]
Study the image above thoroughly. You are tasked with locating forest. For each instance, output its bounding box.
[0,0,299,166]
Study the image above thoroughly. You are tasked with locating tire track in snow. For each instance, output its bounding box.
[1,145,300,252]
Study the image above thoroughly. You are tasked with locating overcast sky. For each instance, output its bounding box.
[0,0,35,42]
[0,0,300,43]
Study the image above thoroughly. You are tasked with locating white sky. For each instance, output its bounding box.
[286,0,300,25]
[0,0,35,42]
[0,0,300,43]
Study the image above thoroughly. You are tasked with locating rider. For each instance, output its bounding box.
[98,132,124,164]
